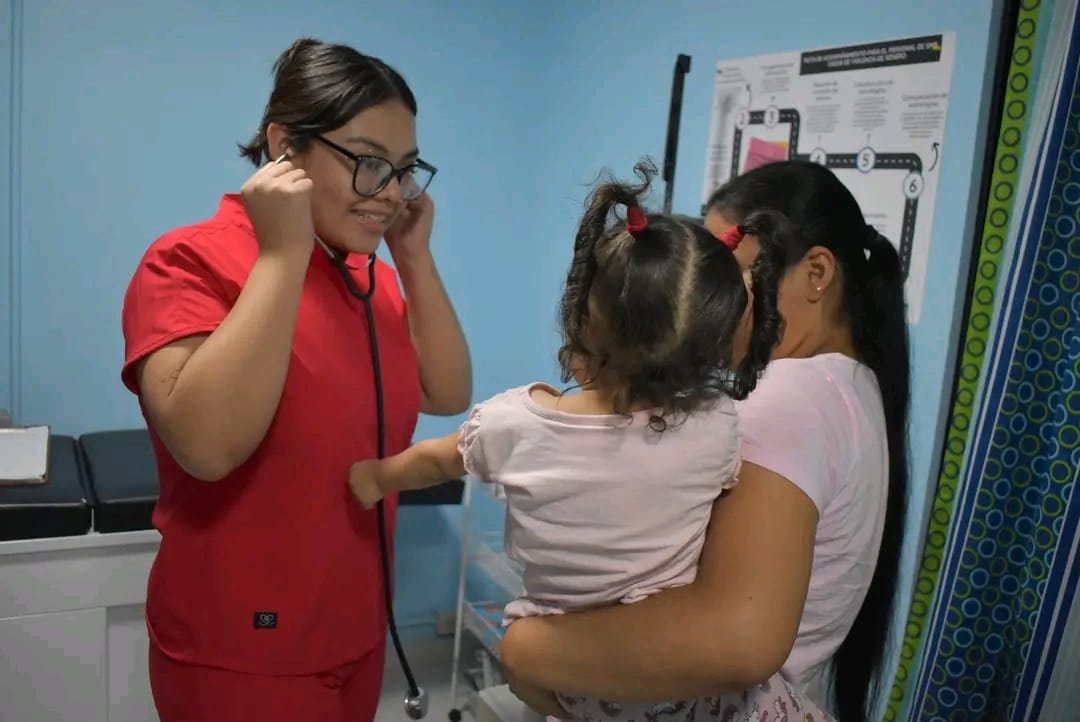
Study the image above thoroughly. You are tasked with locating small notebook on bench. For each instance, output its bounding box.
[0,425,51,486]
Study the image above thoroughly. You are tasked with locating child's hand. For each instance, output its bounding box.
[348,459,385,510]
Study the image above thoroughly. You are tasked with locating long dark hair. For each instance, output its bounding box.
[557,159,788,429]
[238,38,417,165]
[708,160,910,722]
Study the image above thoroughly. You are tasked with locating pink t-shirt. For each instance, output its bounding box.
[736,353,889,702]
[458,383,742,620]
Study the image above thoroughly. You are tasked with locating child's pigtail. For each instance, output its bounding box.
[558,159,656,384]
[729,209,789,398]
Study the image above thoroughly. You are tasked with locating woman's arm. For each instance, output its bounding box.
[396,251,473,416]
[498,461,818,701]
[348,432,464,507]
[385,195,472,416]
[135,163,315,482]
[136,252,308,482]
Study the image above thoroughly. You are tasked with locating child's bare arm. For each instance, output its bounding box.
[378,432,466,491]
[348,432,465,508]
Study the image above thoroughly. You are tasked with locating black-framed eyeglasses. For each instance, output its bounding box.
[313,136,436,201]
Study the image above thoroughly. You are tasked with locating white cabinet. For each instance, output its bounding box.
[0,531,160,722]
[106,604,155,722]
[0,608,107,722]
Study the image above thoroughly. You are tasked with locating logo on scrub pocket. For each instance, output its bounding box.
[253,611,278,629]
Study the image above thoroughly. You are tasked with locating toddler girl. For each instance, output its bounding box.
[349,160,791,721]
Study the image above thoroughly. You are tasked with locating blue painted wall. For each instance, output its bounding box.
[2,0,1003,673]
[1,0,15,422]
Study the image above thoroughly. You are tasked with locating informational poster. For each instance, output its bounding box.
[701,33,957,324]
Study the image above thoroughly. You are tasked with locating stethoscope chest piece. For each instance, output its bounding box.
[404,686,429,719]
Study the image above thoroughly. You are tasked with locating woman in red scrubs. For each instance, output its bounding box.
[120,37,472,722]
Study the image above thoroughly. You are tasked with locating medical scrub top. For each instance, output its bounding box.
[121,194,422,674]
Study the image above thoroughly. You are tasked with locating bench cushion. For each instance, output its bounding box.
[0,434,92,541]
[79,429,159,533]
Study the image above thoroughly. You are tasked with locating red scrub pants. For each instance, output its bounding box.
[149,642,383,722]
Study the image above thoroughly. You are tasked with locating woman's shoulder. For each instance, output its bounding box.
[736,353,881,513]
[741,354,877,417]
[136,195,257,281]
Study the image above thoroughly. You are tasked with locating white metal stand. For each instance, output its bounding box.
[446,479,527,721]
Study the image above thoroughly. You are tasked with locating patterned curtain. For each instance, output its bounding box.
[887,0,1080,719]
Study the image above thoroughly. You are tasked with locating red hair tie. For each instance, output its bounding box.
[720,225,745,250]
[626,206,648,234]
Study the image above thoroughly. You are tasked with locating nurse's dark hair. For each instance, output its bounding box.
[558,159,786,431]
[707,160,910,722]
[238,38,417,166]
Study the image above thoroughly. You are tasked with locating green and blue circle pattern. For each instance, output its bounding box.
[886,3,1042,718]
[917,46,1080,720]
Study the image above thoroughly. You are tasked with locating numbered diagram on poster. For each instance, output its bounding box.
[701,33,957,324]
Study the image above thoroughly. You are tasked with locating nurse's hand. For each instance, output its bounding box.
[385,193,434,264]
[241,158,315,258]
[347,460,385,510]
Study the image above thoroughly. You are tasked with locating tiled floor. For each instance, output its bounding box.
[375,635,532,722]
[375,637,461,722]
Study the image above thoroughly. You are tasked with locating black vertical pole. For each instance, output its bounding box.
[662,54,692,215]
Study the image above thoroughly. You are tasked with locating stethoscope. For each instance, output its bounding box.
[275,152,428,719]
[319,237,428,720]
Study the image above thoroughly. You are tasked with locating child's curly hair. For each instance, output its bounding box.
[557,159,788,430]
